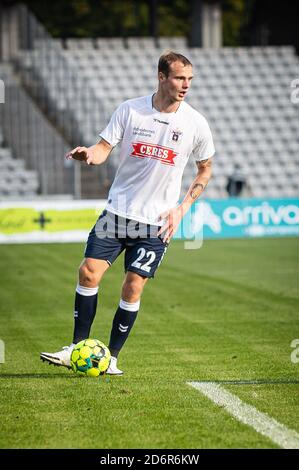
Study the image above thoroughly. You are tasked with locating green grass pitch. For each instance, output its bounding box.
[0,238,298,448]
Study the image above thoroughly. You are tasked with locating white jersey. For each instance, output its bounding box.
[100,94,215,225]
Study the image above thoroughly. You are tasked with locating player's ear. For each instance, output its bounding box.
[158,71,166,81]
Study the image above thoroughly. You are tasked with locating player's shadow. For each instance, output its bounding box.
[0,373,78,379]
[196,379,299,385]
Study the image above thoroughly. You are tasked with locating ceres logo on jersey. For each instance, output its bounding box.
[131,142,177,166]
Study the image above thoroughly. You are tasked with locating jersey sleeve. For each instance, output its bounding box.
[192,117,215,162]
[99,102,127,147]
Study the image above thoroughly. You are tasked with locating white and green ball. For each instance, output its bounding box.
[70,338,111,377]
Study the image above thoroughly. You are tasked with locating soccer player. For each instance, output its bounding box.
[40,51,215,375]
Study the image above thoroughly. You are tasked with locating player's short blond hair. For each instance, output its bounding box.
[158,50,192,77]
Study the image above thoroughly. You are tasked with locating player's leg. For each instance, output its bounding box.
[40,210,123,368]
[107,271,148,375]
[107,233,168,375]
[40,258,109,368]
[73,257,110,344]
[73,211,123,344]
[109,271,148,356]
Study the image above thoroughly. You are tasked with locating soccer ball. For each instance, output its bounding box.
[70,338,111,377]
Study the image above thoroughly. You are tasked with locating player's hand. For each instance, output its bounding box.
[65,146,94,165]
[157,205,184,243]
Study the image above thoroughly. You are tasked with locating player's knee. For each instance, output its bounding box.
[79,262,99,287]
[122,280,143,302]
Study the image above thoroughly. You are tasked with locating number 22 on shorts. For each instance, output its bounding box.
[131,248,156,273]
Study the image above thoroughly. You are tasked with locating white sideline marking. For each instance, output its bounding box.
[187,381,299,449]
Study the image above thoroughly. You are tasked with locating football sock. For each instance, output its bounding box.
[108,299,140,358]
[72,284,99,344]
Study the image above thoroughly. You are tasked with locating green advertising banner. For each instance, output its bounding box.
[0,200,105,243]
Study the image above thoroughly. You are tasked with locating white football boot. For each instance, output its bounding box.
[106,356,123,375]
[40,344,75,369]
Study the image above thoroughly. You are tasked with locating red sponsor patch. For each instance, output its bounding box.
[131,142,177,165]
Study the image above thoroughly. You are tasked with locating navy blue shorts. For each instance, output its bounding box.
[84,210,168,278]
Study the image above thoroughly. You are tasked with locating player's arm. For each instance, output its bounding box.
[180,157,213,214]
[158,157,213,243]
[66,138,113,165]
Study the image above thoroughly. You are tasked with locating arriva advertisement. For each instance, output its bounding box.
[187,198,299,239]
[0,198,298,243]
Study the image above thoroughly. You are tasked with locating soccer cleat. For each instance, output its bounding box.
[40,344,75,369]
[106,356,123,375]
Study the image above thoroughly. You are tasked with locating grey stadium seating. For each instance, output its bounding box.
[0,140,39,197]
[0,62,73,197]
[16,39,299,199]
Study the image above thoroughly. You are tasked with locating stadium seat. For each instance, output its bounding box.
[0,135,39,197]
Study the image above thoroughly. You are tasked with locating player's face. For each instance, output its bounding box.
[159,61,193,102]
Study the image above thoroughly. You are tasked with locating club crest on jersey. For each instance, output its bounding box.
[171,128,183,143]
[131,142,177,166]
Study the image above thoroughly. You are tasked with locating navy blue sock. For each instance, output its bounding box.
[108,299,140,357]
[72,285,99,344]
